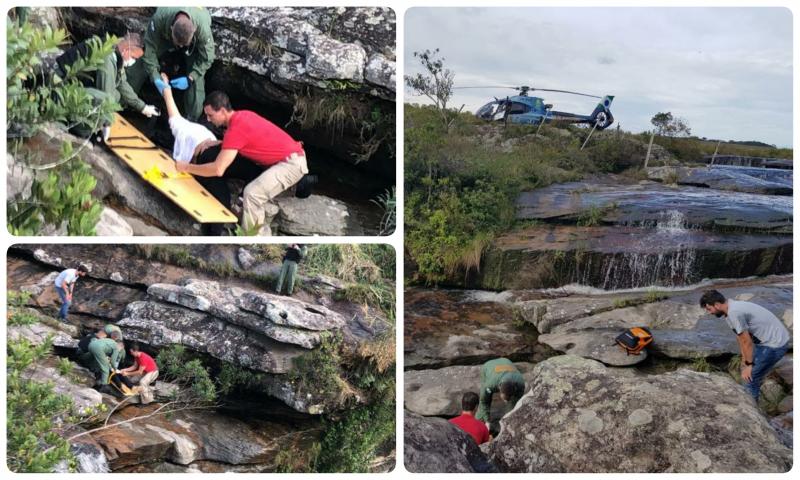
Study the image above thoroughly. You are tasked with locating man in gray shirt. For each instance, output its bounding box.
[700,289,790,400]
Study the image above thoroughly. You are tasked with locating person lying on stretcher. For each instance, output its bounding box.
[159,72,217,163]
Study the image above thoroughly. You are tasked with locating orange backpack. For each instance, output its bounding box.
[615,327,653,355]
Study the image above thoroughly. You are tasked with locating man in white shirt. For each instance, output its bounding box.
[700,289,791,400]
[159,72,216,162]
[53,264,89,322]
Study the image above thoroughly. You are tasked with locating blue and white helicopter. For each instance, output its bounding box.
[459,85,615,130]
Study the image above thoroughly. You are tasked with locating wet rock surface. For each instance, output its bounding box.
[648,165,792,196]
[516,177,792,232]
[479,224,791,290]
[404,288,544,369]
[485,355,792,473]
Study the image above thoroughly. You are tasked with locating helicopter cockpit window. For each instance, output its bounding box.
[507,102,530,115]
[476,101,498,119]
[532,98,544,110]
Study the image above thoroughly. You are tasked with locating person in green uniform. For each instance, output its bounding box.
[86,337,124,386]
[476,358,526,426]
[127,7,215,121]
[54,33,159,138]
[276,244,307,296]
[104,324,126,364]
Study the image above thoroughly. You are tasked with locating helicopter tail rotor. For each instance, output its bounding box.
[589,95,615,130]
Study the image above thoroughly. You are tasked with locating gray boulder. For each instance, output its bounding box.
[95,207,134,236]
[485,355,792,473]
[118,300,306,374]
[274,194,352,236]
[306,33,366,81]
[365,53,396,91]
[404,411,496,473]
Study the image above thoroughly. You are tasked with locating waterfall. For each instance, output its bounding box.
[575,210,698,290]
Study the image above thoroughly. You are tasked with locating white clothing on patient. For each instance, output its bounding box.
[169,116,216,163]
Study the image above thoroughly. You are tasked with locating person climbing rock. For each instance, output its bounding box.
[159,72,216,162]
[84,335,124,388]
[119,343,159,404]
[476,358,525,429]
[449,392,491,445]
[700,290,791,400]
[54,33,158,139]
[176,91,309,235]
[276,244,307,295]
[127,7,214,122]
[53,264,88,323]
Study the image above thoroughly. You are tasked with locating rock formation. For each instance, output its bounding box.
[485,355,792,473]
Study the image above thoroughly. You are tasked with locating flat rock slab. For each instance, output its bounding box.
[536,282,791,361]
[404,363,537,417]
[648,166,792,196]
[486,355,792,473]
[405,289,539,369]
[515,178,792,232]
[538,329,647,366]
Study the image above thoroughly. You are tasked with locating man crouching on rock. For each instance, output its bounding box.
[700,289,790,401]
[176,91,308,235]
[477,358,525,433]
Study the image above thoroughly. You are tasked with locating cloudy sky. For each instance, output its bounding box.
[405,7,793,147]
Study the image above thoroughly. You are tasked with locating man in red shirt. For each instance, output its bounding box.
[176,91,308,235]
[120,343,159,404]
[449,391,491,445]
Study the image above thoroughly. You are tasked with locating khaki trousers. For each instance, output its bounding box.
[133,370,159,404]
[242,152,308,233]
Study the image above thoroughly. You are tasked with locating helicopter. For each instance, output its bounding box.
[457,85,615,130]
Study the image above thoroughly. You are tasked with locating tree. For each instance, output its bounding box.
[651,111,691,137]
[404,49,464,132]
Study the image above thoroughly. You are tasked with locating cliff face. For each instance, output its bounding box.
[8,244,395,472]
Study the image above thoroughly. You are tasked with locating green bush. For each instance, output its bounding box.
[314,399,395,472]
[156,345,218,403]
[288,334,343,396]
[7,337,76,472]
[7,19,118,235]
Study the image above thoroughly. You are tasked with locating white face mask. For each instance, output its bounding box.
[123,57,136,68]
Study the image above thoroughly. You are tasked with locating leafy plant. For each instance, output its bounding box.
[371,187,396,236]
[7,19,118,235]
[9,158,103,235]
[7,336,76,472]
[156,345,218,403]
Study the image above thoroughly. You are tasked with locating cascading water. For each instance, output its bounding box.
[574,210,698,290]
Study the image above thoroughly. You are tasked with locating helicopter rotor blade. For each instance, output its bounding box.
[527,87,601,99]
[452,86,516,90]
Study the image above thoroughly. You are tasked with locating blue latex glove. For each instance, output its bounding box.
[170,76,190,90]
[154,78,167,95]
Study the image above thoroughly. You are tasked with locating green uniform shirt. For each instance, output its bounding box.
[89,337,123,370]
[96,51,146,112]
[476,358,525,422]
[142,7,215,83]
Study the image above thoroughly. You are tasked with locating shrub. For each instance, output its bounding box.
[7,337,76,472]
[7,19,118,235]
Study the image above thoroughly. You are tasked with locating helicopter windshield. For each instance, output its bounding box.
[476,101,499,120]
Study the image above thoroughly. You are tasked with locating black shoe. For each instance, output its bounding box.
[295,174,318,199]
